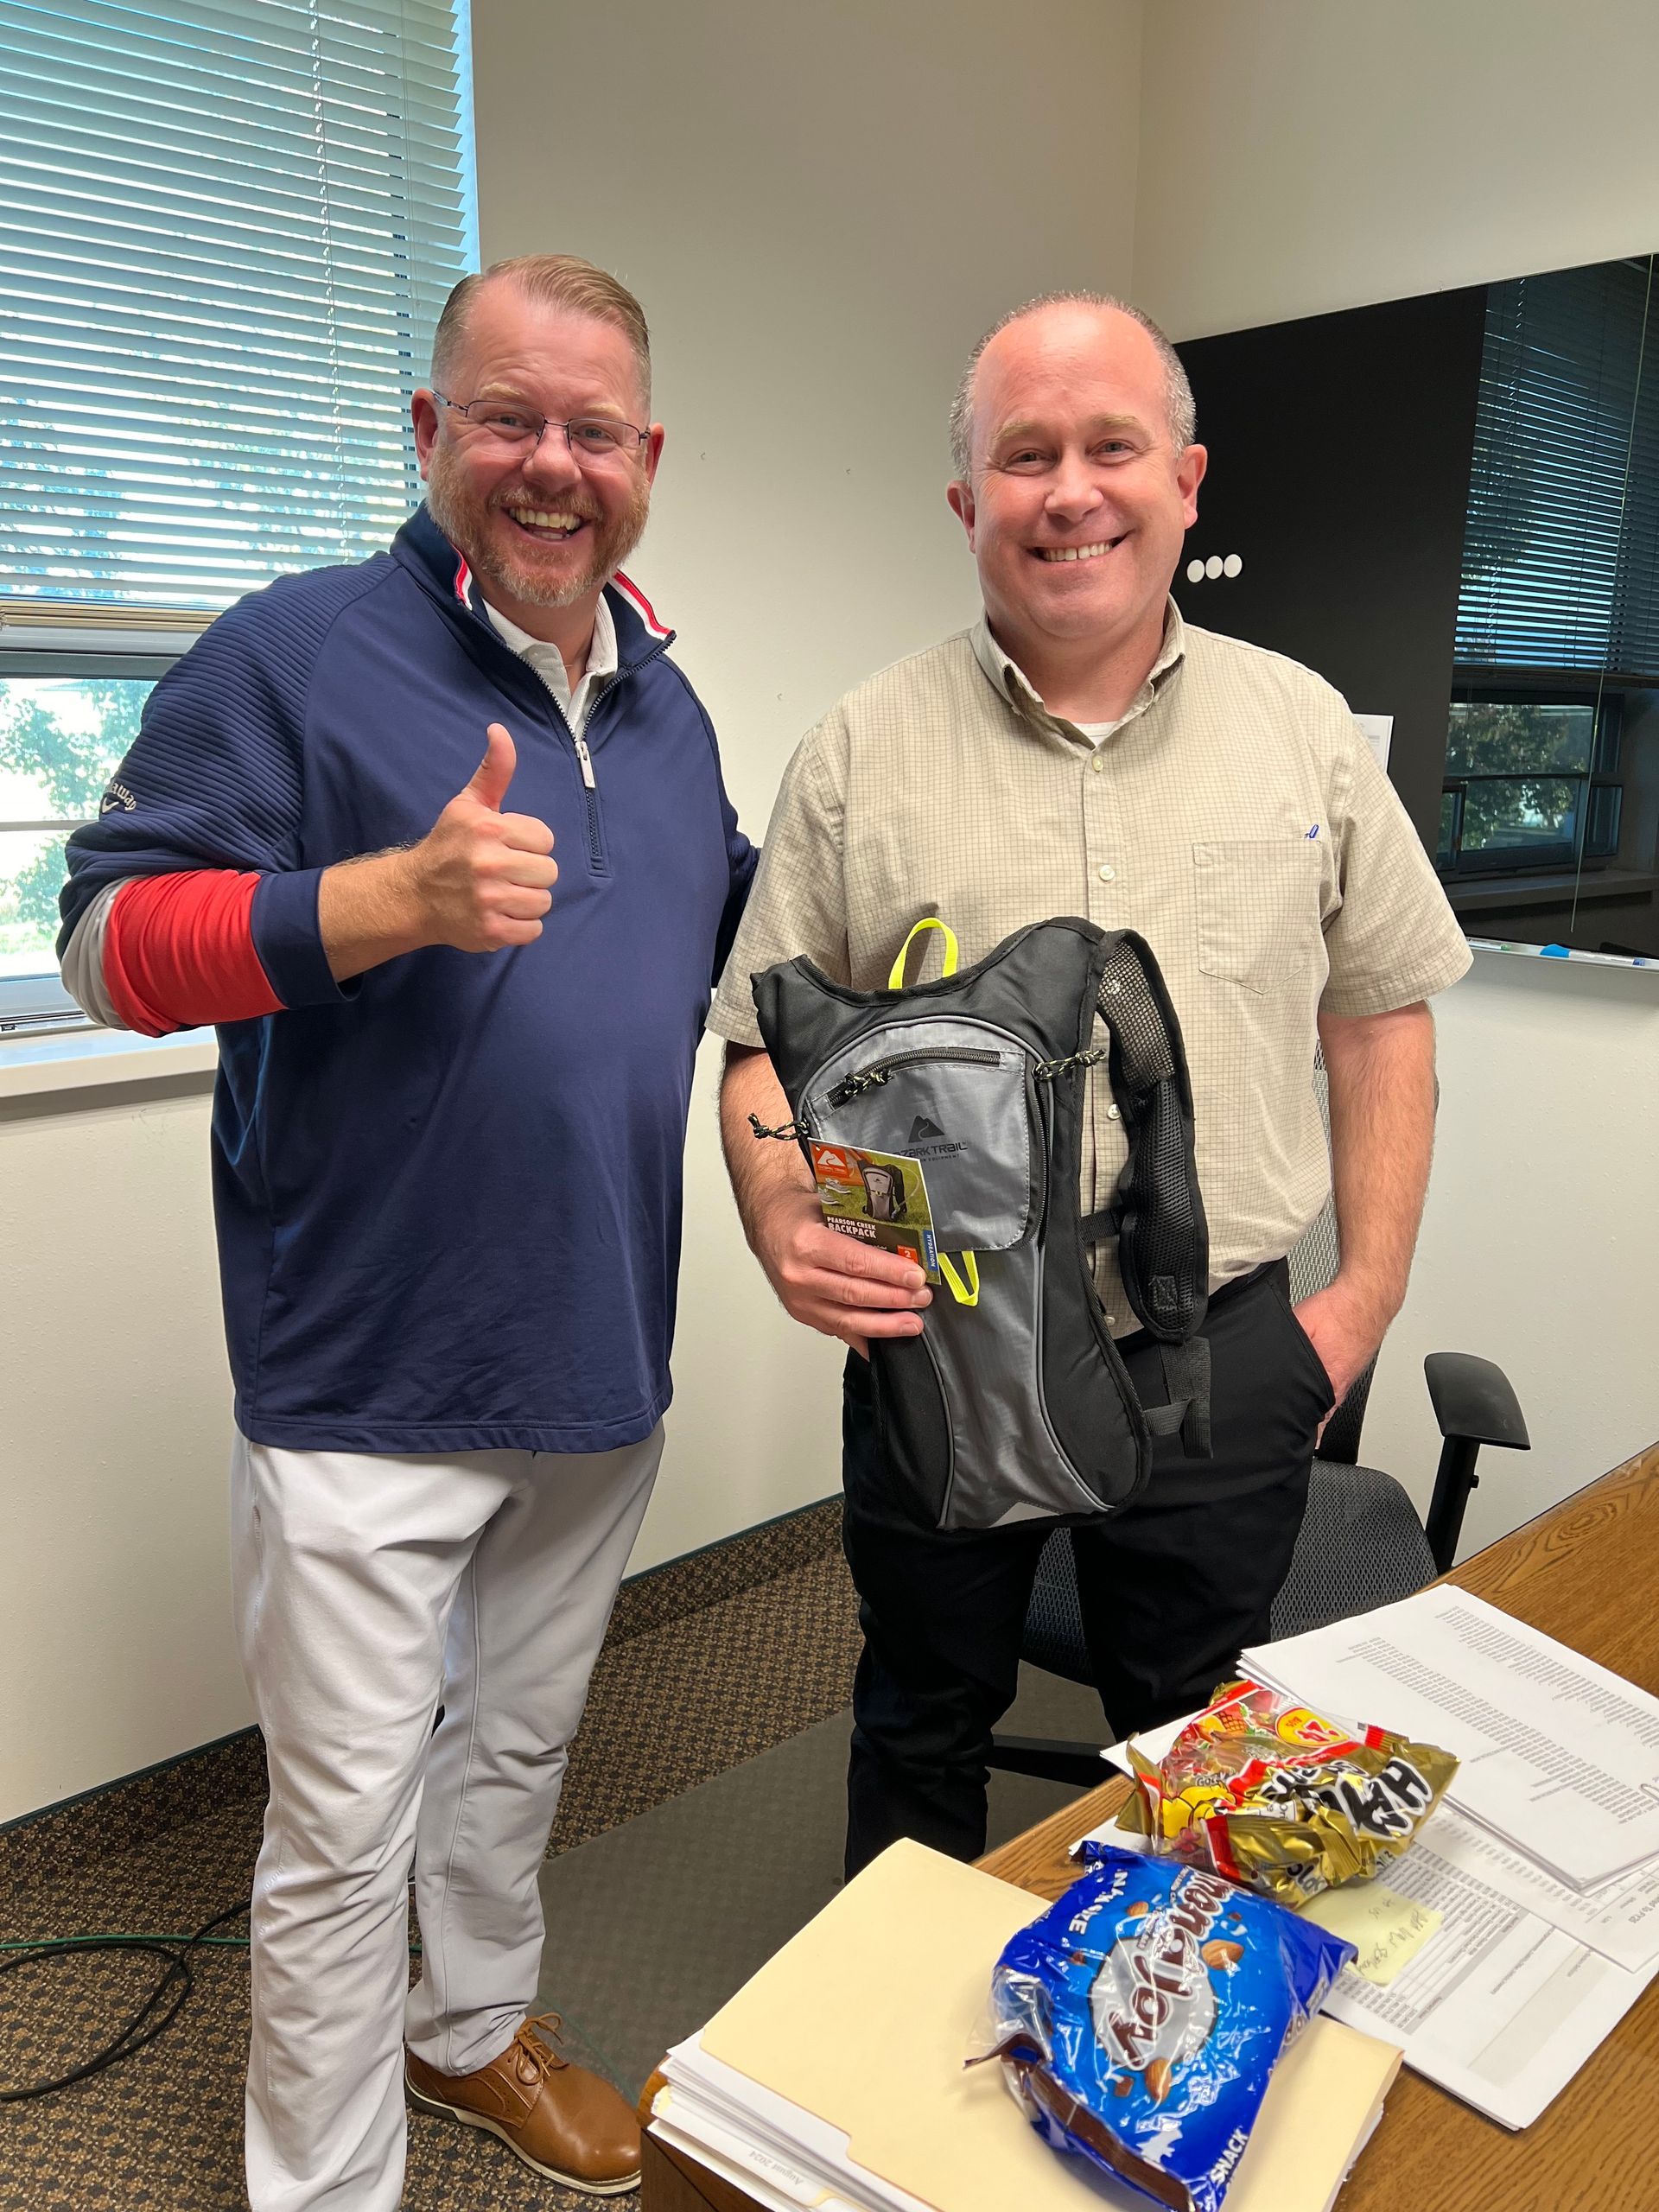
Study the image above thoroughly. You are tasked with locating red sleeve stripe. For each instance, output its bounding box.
[104,871,286,1036]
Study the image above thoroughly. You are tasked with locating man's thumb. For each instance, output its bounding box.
[465,723,515,810]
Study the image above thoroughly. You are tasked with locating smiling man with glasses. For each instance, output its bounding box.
[58,255,753,2212]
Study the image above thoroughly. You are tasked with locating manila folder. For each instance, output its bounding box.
[699,1836,1401,2212]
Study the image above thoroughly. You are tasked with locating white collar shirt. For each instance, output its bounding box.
[969,603,1188,746]
[483,593,618,739]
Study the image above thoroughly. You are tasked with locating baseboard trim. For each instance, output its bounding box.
[0,1494,841,1895]
[0,1726,266,1899]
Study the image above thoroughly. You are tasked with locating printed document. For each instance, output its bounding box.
[1243,1589,1659,1889]
[1315,1825,1659,2128]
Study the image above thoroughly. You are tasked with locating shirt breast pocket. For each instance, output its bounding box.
[1192,838,1325,995]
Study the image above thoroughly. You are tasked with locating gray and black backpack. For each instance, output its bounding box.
[752,916,1211,1534]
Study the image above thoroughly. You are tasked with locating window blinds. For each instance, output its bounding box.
[0,0,475,617]
[1456,256,1659,683]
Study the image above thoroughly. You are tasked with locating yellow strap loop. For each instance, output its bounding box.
[938,1251,980,1307]
[887,917,960,990]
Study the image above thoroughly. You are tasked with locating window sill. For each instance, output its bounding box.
[1445,868,1659,912]
[0,1023,217,1102]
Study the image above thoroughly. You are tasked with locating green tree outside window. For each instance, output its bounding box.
[0,680,149,963]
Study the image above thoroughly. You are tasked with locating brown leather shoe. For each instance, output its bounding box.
[404,2012,641,2195]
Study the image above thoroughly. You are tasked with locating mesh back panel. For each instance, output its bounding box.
[1099,937,1207,1334]
[1268,1460,1435,1639]
[1286,1055,1373,1465]
[1098,938,1177,1087]
[1288,1056,1340,1303]
[1287,1198,1341,1305]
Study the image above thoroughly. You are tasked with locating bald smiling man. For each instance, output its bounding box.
[713,291,1470,1878]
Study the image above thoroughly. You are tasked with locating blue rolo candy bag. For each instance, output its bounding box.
[986,1842,1355,2212]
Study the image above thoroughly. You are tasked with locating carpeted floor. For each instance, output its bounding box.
[548,1545,866,1858]
[0,1516,1104,2210]
[0,1519,867,2209]
[531,1685,1101,2105]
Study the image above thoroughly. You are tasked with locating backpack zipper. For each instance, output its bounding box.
[825,1045,1001,1107]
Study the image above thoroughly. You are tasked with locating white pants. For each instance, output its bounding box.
[230,1426,664,2212]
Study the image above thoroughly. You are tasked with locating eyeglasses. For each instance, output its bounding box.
[432,391,650,461]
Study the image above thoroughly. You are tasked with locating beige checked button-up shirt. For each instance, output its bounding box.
[709,601,1471,1329]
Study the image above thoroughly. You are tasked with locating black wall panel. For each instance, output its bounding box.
[1173,290,1488,855]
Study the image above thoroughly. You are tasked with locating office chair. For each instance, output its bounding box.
[989,1071,1531,1791]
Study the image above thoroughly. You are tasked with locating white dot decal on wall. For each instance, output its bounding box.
[1205,554,1224,580]
[1224,553,1243,578]
[1185,557,1205,583]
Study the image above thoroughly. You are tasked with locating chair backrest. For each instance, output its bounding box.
[1285,1058,1376,1465]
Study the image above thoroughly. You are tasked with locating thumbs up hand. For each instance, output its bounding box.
[405,723,559,953]
[462,721,519,812]
[317,723,559,981]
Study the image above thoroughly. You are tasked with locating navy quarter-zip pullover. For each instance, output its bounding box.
[61,507,756,1452]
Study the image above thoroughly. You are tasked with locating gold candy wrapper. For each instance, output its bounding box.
[1118,1679,1459,1908]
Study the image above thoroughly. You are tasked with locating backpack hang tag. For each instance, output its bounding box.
[809,1140,940,1283]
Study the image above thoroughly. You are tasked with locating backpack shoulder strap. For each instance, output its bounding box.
[1090,931,1212,1455]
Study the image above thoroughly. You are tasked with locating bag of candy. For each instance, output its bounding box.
[984,1843,1354,2212]
[1116,1678,1459,1908]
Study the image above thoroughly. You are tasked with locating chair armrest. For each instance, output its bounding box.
[1423,1352,1530,1451]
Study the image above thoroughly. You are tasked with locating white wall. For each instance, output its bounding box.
[0,1074,249,1822]
[1135,0,1659,341]
[13,0,1656,1827]
[0,0,1142,1825]
[1132,0,1659,1548]
[470,0,1144,1576]
[1367,957,1659,1556]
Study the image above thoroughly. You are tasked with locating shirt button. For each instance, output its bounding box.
[1105,1313,1117,1328]
[1107,1103,1121,1120]
[1097,862,1116,882]
[1091,754,1105,773]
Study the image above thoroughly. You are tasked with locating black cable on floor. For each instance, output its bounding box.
[1,1903,427,2103]
[0,1898,253,2102]
[3,1902,429,2106]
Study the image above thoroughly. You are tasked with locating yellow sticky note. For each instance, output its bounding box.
[1301,1880,1442,1986]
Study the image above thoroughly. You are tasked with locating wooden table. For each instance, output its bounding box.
[641,1441,1659,2212]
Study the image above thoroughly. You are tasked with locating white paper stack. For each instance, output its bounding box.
[1094,1586,1659,2131]
[655,2033,939,2212]
[652,1836,1402,2212]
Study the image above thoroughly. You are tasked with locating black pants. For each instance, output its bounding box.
[840,1261,1333,1875]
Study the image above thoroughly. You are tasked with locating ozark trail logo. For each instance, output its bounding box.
[907,1112,967,1160]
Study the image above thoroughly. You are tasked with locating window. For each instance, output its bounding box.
[1446,256,1659,890]
[0,650,178,1031]
[0,0,477,1030]
[1455,257,1658,681]
[1436,696,1623,879]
